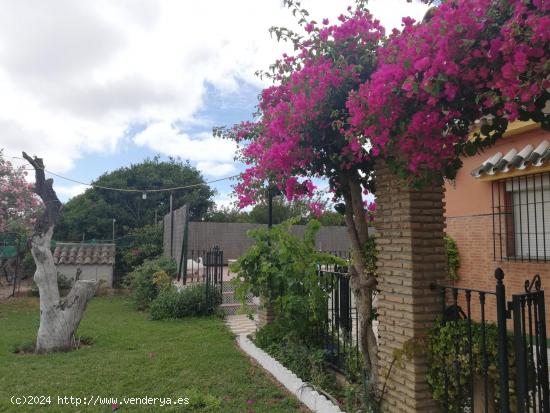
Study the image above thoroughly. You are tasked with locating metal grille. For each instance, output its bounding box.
[492,172,550,261]
[432,269,550,413]
[318,266,360,375]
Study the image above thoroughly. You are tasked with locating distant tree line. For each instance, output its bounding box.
[204,197,345,226]
[54,156,214,242]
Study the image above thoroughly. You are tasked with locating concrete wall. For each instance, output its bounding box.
[56,264,113,287]
[186,222,353,261]
[163,207,357,264]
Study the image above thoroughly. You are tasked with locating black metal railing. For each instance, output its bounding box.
[319,266,361,375]
[436,283,499,412]
[204,246,223,312]
[432,269,549,413]
[512,274,550,412]
[321,250,352,261]
[181,249,211,284]
[179,246,223,312]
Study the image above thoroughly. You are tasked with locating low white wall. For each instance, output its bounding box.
[56,264,113,287]
[237,335,343,413]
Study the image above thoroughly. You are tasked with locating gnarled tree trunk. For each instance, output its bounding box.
[23,152,97,353]
[340,173,379,390]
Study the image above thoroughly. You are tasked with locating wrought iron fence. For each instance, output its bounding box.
[322,250,352,261]
[181,249,210,284]
[204,246,223,312]
[179,246,223,312]
[432,269,549,413]
[319,266,361,375]
[512,274,550,412]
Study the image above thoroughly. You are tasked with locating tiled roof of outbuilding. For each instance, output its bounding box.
[53,243,115,265]
[471,139,550,178]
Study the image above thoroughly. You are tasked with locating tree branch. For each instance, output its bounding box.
[342,175,377,289]
[349,178,370,246]
[22,152,63,235]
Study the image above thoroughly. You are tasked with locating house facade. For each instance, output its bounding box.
[53,243,116,288]
[445,120,550,328]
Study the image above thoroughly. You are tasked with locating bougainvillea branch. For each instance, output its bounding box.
[217,1,383,390]
[221,0,549,391]
[347,0,550,184]
[217,4,383,209]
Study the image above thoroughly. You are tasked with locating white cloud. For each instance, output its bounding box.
[195,162,237,178]
[133,122,238,176]
[54,184,89,200]
[0,0,428,175]
[213,192,239,210]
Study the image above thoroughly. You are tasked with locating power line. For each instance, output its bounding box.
[8,156,240,193]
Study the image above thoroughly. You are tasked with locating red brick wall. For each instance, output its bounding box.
[446,214,550,331]
[444,125,550,331]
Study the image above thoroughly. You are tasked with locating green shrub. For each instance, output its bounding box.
[148,287,181,319]
[21,249,36,278]
[124,256,177,310]
[118,224,163,276]
[29,273,74,297]
[231,219,345,344]
[149,284,220,320]
[255,324,332,389]
[427,316,516,411]
[57,273,73,291]
[444,235,460,281]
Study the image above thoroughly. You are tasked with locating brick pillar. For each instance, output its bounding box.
[257,296,275,327]
[374,161,446,412]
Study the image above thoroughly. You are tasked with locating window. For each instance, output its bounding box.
[492,172,550,261]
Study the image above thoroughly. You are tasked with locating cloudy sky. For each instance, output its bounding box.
[0,0,428,206]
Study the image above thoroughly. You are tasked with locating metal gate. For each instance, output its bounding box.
[512,274,550,412]
[319,266,360,375]
[432,268,550,412]
[204,246,223,312]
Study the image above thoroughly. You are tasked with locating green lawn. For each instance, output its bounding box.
[0,297,305,412]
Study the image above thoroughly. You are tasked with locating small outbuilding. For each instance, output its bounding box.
[53,243,116,288]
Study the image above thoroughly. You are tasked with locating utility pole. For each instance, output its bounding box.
[112,218,116,242]
[170,192,174,259]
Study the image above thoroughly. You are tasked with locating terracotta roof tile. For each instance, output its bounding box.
[53,243,115,265]
[471,139,550,178]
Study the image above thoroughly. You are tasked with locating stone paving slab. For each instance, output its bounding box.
[225,314,257,336]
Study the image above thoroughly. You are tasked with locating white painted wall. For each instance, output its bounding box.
[56,264,113,287]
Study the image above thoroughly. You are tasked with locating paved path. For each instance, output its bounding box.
[225,314,257,336]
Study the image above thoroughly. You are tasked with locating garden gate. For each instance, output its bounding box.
[318,261,363,377]
[204,246,223,312]
[433,268,549,412]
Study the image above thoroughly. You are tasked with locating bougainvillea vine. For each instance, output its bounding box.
[0,151,41,232]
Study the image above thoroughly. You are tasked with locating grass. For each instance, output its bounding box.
[0,297,306,412]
